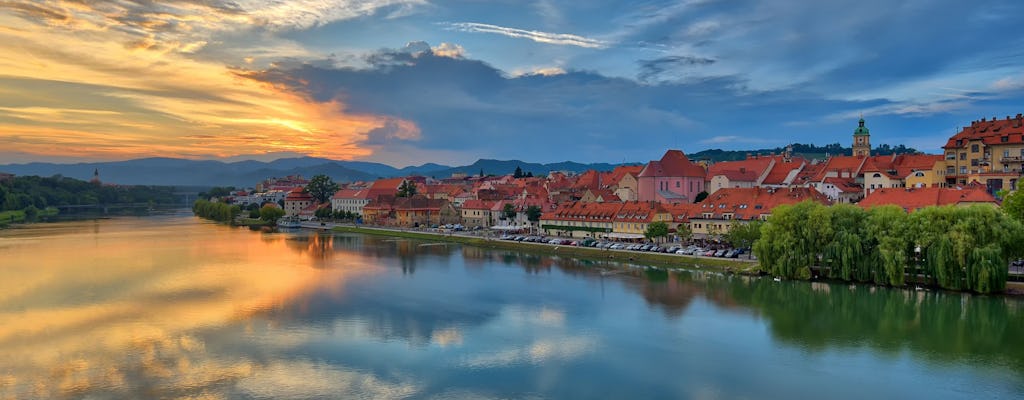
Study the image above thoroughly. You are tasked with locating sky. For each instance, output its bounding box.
[0,0,1022,167]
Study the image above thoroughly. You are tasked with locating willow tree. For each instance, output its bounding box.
[754,201,831,280]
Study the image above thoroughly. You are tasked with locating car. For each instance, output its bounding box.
[666,246,680,253]
[675,249,688,254]
[724,250,738,258]
[649,246,663,252]
[704,249,717,257]
[500,235,514,240]
[549,238,561,244]
[714,249,727,257]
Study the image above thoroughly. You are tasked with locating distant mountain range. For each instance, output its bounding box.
[0,157,635,187]
[0,143,918,187]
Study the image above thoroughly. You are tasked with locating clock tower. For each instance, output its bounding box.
[852,117,870,157]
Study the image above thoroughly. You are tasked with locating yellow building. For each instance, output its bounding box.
[943,114,1024,192]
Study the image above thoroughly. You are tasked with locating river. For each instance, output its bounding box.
[1,213,1022,399]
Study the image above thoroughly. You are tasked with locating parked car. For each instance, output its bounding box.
[714,249,727,257]
[704,249,717,257]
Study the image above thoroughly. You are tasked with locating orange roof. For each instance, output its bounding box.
[694,187,831,220]
[761,156,806,185]
[285,187,313,201]
[811,156,866,182]
[367,178,405,198]
[332,188,371,200]
[606,165,644,185]
[613,201,667,223]
[638,150,706,178]
[461,199,495,210]
[822,177,861,193]
[944,115,1024,149]
[663,202,701,223]
[859,187,997,211]
[541,201,624,222]
[707,157,774,181]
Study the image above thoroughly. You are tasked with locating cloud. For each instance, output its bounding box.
[444,22,608,49]
[431,42,466,58]
[637,55,716,83]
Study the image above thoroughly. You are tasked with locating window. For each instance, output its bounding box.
[972,144,979,152]
[946,152,955,160]
[971,159,979,166]
[960,153,967,160]
[960,166,967,174]
[914,172,925,177]
[872,173,881,178]
[676,181,680,188]
[1003,136,1010,143]
[1005,150,1011,157]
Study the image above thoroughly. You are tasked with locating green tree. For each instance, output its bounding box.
[315,206,333,219]
[725,220,762,250]
[675,222,692,243]
[502,203,517,221]
[694,191,709,203]
[525,205,542,223]
[259,205,285,223]
[513,166,524,178]
[1001,189,1024,223]
[23,205,39,222]
[306,174,339,204]
[644,221,669,243]
[397,180,418,197]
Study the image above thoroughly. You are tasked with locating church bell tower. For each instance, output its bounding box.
[852,117,871,157]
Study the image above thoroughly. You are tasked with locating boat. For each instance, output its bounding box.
[277,218,301,228]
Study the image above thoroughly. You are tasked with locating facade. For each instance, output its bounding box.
[637,150,706,203]
[861,154,946,196]
[539,201,620,239]
[460,199,494,228]
[283,188,314,217]
[331,188,371,215]
[942,114,1024,193]
[609,201,672,241]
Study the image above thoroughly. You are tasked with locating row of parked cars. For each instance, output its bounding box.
[498,235,746,258]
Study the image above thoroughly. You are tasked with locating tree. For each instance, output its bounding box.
[259,205,285,223]
[676,223,692,243]
[315,206,333,219]
[502,203,517,221]
[645,221,669,243]
[526,205,542,223]
[694,191,709,203]
[1002,189,1024,223]
[23,205,39,222]
[513,166,524,178]
[306,174,339,204]
[525,171,534,178]
[397,180,417,197]
[725,220,762,249]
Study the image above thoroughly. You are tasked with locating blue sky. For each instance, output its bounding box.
[1,0,1022,166]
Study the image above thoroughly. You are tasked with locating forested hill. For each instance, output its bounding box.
[690,143,921,162]
[1,175,180,212]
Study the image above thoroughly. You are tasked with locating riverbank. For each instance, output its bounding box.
[331,225,758,274]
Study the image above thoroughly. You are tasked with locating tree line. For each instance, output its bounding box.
[754,202,1024,293]
[1,174,179,212]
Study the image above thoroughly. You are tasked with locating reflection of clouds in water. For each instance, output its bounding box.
[431,327,464,347]
[504,306,566,328]
[236,360,420,400]
[460,337,598,369]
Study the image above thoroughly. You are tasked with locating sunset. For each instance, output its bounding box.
[2,1,1023,166]
[3,2,1024,399]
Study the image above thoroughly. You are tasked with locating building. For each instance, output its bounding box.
[686,187,831,237]
[460,199,495,228]
[637,150,707,203]
[858,186,998,211]
[283,188,314,217]
[609,201,672,241]
[942,114,1024,193]
[852,118,871,156]
[861,154,946,196]
[539,201,621,239]
[331,178,406,216]
[705,155,774,194]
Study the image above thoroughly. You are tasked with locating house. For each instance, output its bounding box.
[362,195,458,227]
[705,155,774,194]
[490,198,551,231]
[539,201,622,239]
[820,177,863,204]
[283,188,314,217]
[580,188,621,203]
[861,154,946,196]
[687,187,831,237]
[609,201,672,241]
[605,165,643,201]
[330,178,405,217]
[460,199,495,228]
[637,150,707,203]
[858,186,998,211]
[942,114,1024,192]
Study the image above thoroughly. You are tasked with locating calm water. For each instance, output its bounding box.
[2,213,1023,399]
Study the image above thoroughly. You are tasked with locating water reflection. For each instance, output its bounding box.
[2,216,1023,399]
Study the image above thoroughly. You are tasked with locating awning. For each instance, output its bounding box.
[605,232,645,239]
[490,225,529,231]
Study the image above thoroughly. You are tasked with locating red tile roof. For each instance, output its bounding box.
[285,187,313,201]
[541,201,623,223]
[859,187,998,211]
[638,150,706,178]
[332,188,371,200]
[460,199,495,210]
[706,157,774,181]
[943,115,1024,149]
[861,154,943,179]
[761,156,806,185]
[614,201,667,223]
[693,187,831,220]
[823,177,861,193]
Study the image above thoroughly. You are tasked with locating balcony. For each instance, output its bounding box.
[1001,156,1024,163]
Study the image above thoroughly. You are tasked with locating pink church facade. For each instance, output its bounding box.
[637,150,706,203]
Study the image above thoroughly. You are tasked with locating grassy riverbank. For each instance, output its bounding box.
[332,225,758,274]
[0,207,59,227]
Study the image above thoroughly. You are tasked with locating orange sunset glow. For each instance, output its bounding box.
[0,1,418,162]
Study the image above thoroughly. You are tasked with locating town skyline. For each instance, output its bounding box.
[1,1,1023,166]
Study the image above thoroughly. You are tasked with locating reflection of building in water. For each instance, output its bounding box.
[283,233,335,266]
